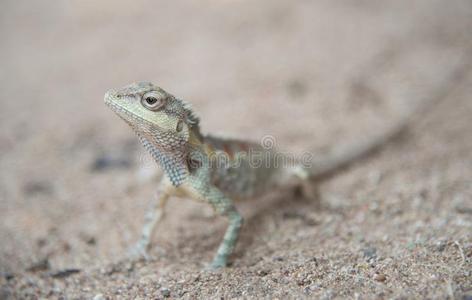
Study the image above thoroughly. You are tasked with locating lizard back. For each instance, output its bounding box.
[204,135,280,199]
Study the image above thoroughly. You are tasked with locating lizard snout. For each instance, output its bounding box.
[104,89,118,103]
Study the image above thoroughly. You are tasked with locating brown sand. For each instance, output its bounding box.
[0,0,471,298]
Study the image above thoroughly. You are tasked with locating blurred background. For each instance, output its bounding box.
[1,0,471,298]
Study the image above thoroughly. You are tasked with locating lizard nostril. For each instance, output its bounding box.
[104,89,118,101]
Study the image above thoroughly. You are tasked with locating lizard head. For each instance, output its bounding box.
[104,82,201,185]
[104,82,200,146]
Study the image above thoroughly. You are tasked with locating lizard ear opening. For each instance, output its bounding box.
[176,120,184,132]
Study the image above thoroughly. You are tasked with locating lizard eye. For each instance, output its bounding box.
[141,92,166,111]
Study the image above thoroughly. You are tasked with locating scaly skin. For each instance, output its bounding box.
[104,82,406,269]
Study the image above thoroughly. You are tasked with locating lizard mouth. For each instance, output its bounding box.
[104,98,151,128]
[104,90,143,124]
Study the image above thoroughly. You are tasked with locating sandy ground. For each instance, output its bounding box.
[1,0,471,299]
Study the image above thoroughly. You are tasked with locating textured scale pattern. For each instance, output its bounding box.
[137,133,188,186]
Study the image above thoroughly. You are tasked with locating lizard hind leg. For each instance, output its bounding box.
[281,167,320,211]
[287,165,320,203]
[296,180,321,206]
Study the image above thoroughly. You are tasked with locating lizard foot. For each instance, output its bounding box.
[126,243,153,261]
[127,243,166,261]
[206,257,227,270]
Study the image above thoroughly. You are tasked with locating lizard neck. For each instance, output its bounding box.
[188,126,204,147]
[188,127,215,158]
[130,121,198,187]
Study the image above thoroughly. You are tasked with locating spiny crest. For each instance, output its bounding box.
[180,99,200,128]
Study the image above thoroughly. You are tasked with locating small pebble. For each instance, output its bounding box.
[373,273,387,282]
[257,270,269,277]
[80,233,97,245]
[161,287,171,298]
[363,247,377,260]
[23,180,53,196]
[435,240,447,252]
[1,272,14,280]
[272,256,284,262]
[93,294,106,300]
[455,205,472,214]
[27,258,50,272]
[91,154,131,172]
[50,269,81,278]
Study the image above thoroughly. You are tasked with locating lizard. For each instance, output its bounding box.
[104,81,412,269]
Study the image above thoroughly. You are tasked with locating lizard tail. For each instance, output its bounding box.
[305,115,408,180]
[302,54,470,180]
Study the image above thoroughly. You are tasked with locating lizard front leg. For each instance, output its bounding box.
[128,181,172,260]
[211,203,243,269]
[184,182,243,269]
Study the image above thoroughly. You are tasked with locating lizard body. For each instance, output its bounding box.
[104,82,405,269]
